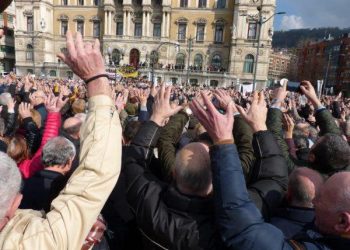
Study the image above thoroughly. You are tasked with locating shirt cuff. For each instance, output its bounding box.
[7,109,15,113]
[140,106,147,112]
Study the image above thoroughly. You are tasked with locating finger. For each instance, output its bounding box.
[93,38,100,52]
[75,32,84,55]
[258,91,265,105]
[226,101,234,118]
[251,91,259,105]
[84,42,93,52]
[66,31,77,60]
[201,91,217,115]
[236,105,248,120]
[165,86,172,101]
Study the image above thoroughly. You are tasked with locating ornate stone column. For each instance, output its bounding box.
[104,11,108,35]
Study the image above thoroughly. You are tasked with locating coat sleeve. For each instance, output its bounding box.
[16,95,122,250]
[248,131,289,219]
[210,143,292,250]
[233,115,255,179]
[315,109,341,136]
[157,112,189,181]
[22,117,41,156]
[267,108,296,173]
[4,112,17,137]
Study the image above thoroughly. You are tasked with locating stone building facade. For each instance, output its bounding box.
[14,0,277,89]
[0,1,16,73]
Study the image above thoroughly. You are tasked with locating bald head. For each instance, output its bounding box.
[314,172,350,235]
[63,117,82,139]
[173,143,212,197]
[288,167,324,208]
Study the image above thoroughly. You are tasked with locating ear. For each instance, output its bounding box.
[334,212,350,234]
[6,194,23,220]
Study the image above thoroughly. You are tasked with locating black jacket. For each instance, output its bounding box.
[124,121,223,250]
[124,121,287,249]
[20,169,68,212]
[22,117,41,155]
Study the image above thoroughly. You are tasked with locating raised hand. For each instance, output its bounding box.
[236,91,267,133]
[283,114,295,139]
[150,85,183,127]
[45,94,68,113]
[213,89,238,112]
[135,88,149,106]
[7,97,16,112]
[300,81,322,108]
[190,91,234,144]
[18,103,32,119]
[57,31,105,81]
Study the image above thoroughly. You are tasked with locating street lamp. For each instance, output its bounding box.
[30,19,46,77]
[148,42,180,85]
[241,6,285,90]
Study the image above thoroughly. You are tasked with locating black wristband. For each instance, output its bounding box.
[85,74,109,84]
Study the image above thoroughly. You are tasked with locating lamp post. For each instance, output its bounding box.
[30,19,46,77]
[241,5,285,90]
[185,36,194,87]
[148,41,180,85]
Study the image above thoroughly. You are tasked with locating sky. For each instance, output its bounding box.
[274,0,350,31]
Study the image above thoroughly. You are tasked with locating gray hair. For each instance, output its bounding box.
[0,152,22,219]
[42,137,76,167]
[0,118,5,136]
[0,93,11,106]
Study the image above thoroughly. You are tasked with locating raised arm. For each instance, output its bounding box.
[9,31,122,249]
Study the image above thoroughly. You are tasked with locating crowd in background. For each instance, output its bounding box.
[0,32,350,249]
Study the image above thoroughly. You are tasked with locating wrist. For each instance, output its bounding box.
[213,137,234,145]
[311,99,322,109]
[87,77,111,97]
[251,124,267,133]
[150,114,164,127]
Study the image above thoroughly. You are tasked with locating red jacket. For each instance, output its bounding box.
[19,112,61,179]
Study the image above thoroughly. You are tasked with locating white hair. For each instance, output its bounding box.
[0,152,22,219]
[0,93,11,106]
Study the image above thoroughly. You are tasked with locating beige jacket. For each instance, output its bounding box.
[0,95,122,249]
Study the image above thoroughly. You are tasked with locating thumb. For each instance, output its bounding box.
[171,105,184,115]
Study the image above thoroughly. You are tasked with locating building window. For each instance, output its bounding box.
[94,0,100,6]
[214,24,224,43]
[180,0,188,7]
[217,0,226,8]
[134,23,142,37]
[198,0,206,8]
[27,16,33,32]
[153,23,161,37]
[49,70,57,77]
[66,71,73,79]
[178,23,187,41]
[196,24,205,42]
[116,22,123,36]
[78,0,84,5]
[62,0,68,5]
[211,54,222,68]
[243,54,255,73]
[176,53,185,69]
[77,20,84,36]
[61,20,68,36]
[93,21,100,37]
[194,54,203,70]
[247,22,258,40]
[26,44,34,61]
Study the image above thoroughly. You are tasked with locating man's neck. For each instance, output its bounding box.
[0,217,9,232]
[45,166,67,175]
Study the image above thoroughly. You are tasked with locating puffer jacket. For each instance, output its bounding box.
[0,95,122,249]
[18,112,61,179]
[22,117,41,156]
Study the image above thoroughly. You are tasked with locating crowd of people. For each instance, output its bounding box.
[0,31,350,250]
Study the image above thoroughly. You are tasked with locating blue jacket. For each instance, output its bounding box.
[210,130,350,250]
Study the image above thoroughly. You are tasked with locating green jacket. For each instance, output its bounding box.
[157,112,190,181]
[266,108,341,173]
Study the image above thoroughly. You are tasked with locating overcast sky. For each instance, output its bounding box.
[274,0,350,30]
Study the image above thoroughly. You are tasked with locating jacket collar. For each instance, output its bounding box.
[276,206,315,224]
[162,186,214,215]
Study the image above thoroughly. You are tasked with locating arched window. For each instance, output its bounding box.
[217,0,226,8]
[194,54,203,71]
[243,54,254,73]
[175,53,185,69]
[211,54,222,68]
[49,70,57,77]
[26,44,33,61]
